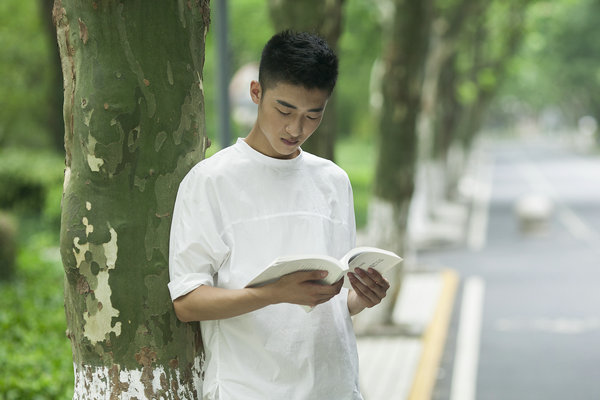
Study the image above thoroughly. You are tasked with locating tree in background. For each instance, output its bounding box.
[267,0,346,160]
[441,0,531,156]
[55,1,209,397]
[410,0,484,245]
[361,0,434,324]
[496,0,600,133]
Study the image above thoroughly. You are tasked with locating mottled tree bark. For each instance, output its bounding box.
[54,1,210,398]
[267,0,345,161]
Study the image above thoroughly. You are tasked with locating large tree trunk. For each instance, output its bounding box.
[54,1,210,397]
[267,0,345,161]
[360,0,433,328]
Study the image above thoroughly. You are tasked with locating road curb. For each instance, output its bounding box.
[407,269,459,400]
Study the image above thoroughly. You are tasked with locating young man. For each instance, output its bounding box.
[168,31,390,400]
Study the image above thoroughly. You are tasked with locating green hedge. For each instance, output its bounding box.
[0,149,64,214]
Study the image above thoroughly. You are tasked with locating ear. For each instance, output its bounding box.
[250,80,262,105]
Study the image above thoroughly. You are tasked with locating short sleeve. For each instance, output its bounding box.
[168,168,230,300]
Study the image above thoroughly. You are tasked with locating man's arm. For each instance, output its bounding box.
[173,270,344,321]
[347,268,391,316]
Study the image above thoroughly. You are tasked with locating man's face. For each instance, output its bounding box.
[246,81,330,159]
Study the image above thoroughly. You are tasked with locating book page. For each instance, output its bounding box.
[246,256,344,288]
[342,247,403,289]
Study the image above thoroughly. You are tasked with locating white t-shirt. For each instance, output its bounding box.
[168,138,363,400]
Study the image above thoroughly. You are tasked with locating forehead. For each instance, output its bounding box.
[264,82,329,111]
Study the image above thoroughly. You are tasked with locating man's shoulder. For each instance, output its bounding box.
[188,144,239,174]
[179,145,240,190]
[302,151,350,181]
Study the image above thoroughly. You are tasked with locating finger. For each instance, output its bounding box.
[352,282,380,307]
[333,277,344,291]
[354,269,388,298]
[317,280,343,296]
[348,273,380,305]
[351,270,389,303]
[367,268,391,290]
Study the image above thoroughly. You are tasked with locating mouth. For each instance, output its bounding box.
[281,138,300,146]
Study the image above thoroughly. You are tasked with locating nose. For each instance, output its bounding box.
[285,119,303,137]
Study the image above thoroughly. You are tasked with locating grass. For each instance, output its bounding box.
[335,136,376,229]
[0,227,73,400]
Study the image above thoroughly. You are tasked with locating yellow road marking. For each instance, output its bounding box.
[408,269,459,400]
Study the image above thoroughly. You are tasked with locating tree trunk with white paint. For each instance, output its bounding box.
[54,1,209,397]
[267,0,345,161]
[358,0,433,329]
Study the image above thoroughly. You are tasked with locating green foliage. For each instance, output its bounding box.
[0,149,64,218]
[0,0,55,149]
[336,137,375,229]
[0,230,73,400]
[337,0,383,139]
[497,0,600,122]
[203,0,273,144]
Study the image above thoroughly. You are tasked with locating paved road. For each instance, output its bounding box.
[423,138,600,400]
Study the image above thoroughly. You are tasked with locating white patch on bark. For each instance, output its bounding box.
[197,71,203,91]
[82,216,94,236]
[73,220,121,344]
[103,226,118,268]
[83,226,120,344]
[83,107,94,127]
[73,236,90,269]
[87,153,104,171]
[86,135,105,172]
[83,271,121,344]
[72,358,204,399]
[64,167,71,192]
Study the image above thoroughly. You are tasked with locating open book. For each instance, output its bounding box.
[246,246,403,290]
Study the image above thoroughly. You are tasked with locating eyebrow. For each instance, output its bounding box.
[276,99,324,113]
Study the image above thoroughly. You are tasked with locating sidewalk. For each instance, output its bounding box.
[351,144,490,399]
[356,269,459,400]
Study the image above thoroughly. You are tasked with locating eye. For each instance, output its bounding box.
[276,109,290,116]
[306,115,320,121]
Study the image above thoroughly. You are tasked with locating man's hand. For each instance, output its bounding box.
[268,270,344,308]
[347,268,390,315]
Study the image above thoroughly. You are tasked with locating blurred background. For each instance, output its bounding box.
[1,0,599,399]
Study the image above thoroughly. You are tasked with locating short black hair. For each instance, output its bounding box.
[258,30,339,95]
